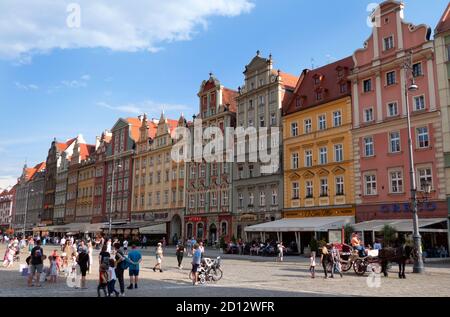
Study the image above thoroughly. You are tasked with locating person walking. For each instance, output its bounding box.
[99,245,110,267]
[191,243,201,285]
[199,241,205,259]
[97,264,109,297]
[49,256,58,283]
[176,242,185,269]
[123,239,129,255]
[321,244,330,279]
[309,251,316,278]
[27,239,45,287]
[107,259,119,297]
[276,242,285,262]
[153,242,164,273]
[76,248,90,289]
[127,245,142,289]
[186,238,192,257]
[106,239,112,254]
[330,244,343,278]
[113,242,126,296]
[141,236,147,249]
[87,241,93,274]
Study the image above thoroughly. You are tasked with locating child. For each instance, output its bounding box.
[276,242,285,262]
[97,263,108,297]
[309,251,316,278]
[49,256,58,283]
[71,252,78,274]
[107,259,119,297]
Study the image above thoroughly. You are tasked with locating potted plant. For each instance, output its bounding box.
[382,224,397,247]
[344,224,355,244]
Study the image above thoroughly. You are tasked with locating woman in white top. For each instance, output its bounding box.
[87,241,93,274]
[153,243,164,272]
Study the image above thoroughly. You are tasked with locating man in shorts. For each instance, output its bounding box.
[191,243,201,285]
[28,239,45,287]
[127,245,142,289]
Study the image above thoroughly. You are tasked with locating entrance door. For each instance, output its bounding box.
[209,224,217,246]
[170,215,182,245]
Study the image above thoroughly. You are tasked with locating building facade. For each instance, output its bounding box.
[233,52,298,240]
[0,187,15,231]
[132,113,186,243]
[92,131,112,224]
[434,3,450,248]
[26,162,46,228]
[75,158,95,223]
[185,74,237,243]
[282,56,355,251]
[350,1,447,245]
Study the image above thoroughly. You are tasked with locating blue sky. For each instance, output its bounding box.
[0,0,448,188]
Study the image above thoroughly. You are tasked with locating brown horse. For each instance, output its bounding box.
[379,245,415,279]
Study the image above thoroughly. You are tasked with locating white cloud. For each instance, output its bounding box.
[97,100,191,117]
[14,81,39,90]
[81,74,91,81]
[0,0,254,60]
[61,74,91,88]
[0,176,17,189]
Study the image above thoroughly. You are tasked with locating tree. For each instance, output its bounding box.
[382,224,397,247]
[344,224,355,244]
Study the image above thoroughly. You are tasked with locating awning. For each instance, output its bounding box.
[139,223,166,234]
[353,218,448,233]
[82,223,105,233]
[101,221,162,230]
[244,216,354,232]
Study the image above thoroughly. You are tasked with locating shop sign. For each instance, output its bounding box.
[285,208,355,218]
[154,212,169,221]
[187,217,202,222]
[239,214,257,222]
[380,202,437,213]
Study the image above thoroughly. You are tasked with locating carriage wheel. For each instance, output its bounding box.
[353,259,367,276]
[340,260,352,272]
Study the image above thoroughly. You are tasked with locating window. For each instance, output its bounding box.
[238,193,243,208]
[386,71,396,86]
[364,108,374,122]
[270,91,276,102]
[148,193,152,206]
[314,77,320,85]
[179,168,184,179]
[270,113,276,126]
[222,191,229,206]
[140,194,145,208]
[248,119,253,127]
[200,165,205,178]
[199,193,205,207]
[190,166,196,178]
[417,167,432,191]
[259,191,266,206]
[318,115,326,130]
[389,131,401,153]
[296,97,301,107]
[364,137,374,157]
[387,102,398,117]
[304,119,312,133]
[340,83,347,94]
[172,190,176,203]
[412,63,422,77]
[259,116,265,127]
[212,163,217,176]
[291,153,299,169]
[316,91,323,101]
[249,192,254,206]
[271,189,277,205]
[333,111,342,127]
[305,150,313,167]
[291,122,298,136]
[384,36,394,50]
[156,191,160,205]
[211,192,217,206]
[390,170,404,193]
[334,144,343,162]
[335,176,344,195]
[238,165,244,179]
[320,178,328,197]
[221,222,228,236]
[157,171,161,183]
[292,182,299,199]
[319,147,328,165]
[363,79,372,93]
[364,174,377,195]
[306,181,313,198]
[189,194,195,208]
[249,165,254,178]
[414,95,425,111]
[148,173,153,184]
[417,127,429,148]
[447,44,450,62]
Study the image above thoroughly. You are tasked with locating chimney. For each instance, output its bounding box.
[138,115,144,122]
[95,136,101,150]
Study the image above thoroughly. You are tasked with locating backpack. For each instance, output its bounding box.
[117,251,129,270]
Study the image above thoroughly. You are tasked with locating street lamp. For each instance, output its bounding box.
[109,162,122,239]
[23,187,34,238]
[403,50,424,273]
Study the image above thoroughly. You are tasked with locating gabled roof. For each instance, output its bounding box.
[278,71,299,90]
[283,56,354,116]
[222,88,238,113]
[28,162,46,181]
[56,137,76,152]
[435,2,450,35]
[125,117,143,142]
[79,144,95,160]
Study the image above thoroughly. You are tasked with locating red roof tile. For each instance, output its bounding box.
[435,2,450,35]
[222,87,238,113]
[278,71,299,89]
[79,144,95,160]
[126,117,143,142]
[283,56,354,116]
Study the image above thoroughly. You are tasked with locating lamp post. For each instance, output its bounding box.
[109,162,122,239]
[403,50,424,273]
[23,187,34,238]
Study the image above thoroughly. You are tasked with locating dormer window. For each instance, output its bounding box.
[340,83,347,94]
[316,91,323,101]
[314,76,320,85]
[295,97,301,108]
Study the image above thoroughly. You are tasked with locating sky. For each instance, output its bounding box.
[0,0,448,189]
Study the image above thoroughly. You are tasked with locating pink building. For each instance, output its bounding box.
[349,1,447,246]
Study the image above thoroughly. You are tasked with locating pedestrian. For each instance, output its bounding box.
[153,242,164,273]
[106,239,112,253]
[127,244,142,289]
[49,256,58,283]
[321,244,330,279]
[330,244,343,278]
[141,236,147,249]
[176,242,185,269]
[87,241,93,274]
[2,244,15,268]
[373,239,382,251]
[162,237,166,249]
[76,248,90,289]
[113,242,126,296]
[27,239,45,287]
[97,263,108,297]
[276,242,285,262]
[99,245,110,267]
[310,251,316,278]
[123,238,129,255]
[186,238,192,257]
[107,259,119,297]
[191,243,201,285]
[28,238,34,254]
[199,241,205,259]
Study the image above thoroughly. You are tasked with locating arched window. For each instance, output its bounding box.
[197,223,204,240]
[221,221,228,236]
[187,223,193,239]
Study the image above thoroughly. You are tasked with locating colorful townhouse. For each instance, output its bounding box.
[281,56,355,252]
[132,113,187,242]
[233,52,297,241]
[0,186,15,232]
[185,74,237,243]
[434,3,450,248]
[350,1,447,246]
[23,162,46,230]
[75,156,96,223]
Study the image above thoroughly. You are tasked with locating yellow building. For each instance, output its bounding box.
[131,113,187,242]
[282,57,355,245]
[75,147,96,223]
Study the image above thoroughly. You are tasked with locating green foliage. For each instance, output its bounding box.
[382,224,397,247]
[231,235,237,244]
[309,238,318,253]
[219,236,227,249]
[344,224,355,244]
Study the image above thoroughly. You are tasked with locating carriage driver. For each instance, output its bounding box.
[351,233,366,258]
